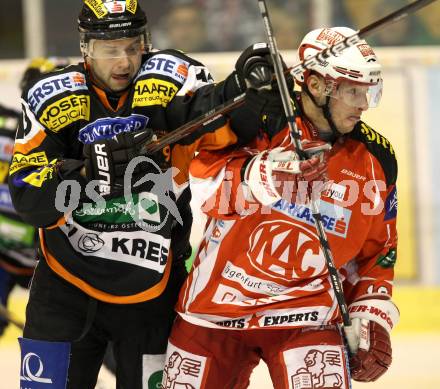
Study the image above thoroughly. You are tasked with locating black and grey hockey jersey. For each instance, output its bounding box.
[8,49,239,302]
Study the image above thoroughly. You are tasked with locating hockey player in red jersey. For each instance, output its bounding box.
[163,27,399,388]
[8,1,275,388]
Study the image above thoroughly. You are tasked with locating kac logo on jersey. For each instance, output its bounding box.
[162,345,207,389]
[247,220,326,280]
[78,114,149,144]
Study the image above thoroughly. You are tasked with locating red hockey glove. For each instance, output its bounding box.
[245,140,330,205]
[349,321,392,382]
[346,298,400,382]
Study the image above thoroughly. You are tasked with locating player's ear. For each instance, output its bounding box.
[307,74,324,98]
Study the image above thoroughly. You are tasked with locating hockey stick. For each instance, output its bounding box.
[0,301,25,331]
[256,0,439,354]
[141,0,437,154]
[142,93,245,154]
[256,0,356,352]
[290,0,438,81]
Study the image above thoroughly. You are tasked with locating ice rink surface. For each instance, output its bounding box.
[1,334,440,388]
[1,288,439,389]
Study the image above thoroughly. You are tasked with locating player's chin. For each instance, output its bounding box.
[110,78,131,92]
[339,118,359,133]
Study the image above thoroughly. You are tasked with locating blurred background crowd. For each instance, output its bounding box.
[1,0,439,59]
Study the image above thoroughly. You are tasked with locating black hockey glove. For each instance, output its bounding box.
[234,43,294,91]
[234,43,274,91]
[57,159,86,181]
[235,43,294,116]
[224,43,294,143]
[243,70,296,136]
[82,128,158,196]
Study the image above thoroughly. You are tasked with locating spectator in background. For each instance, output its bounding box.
[200,0,313,52]
[0,103,25,336]
[268,0,310,51]
[155,1,212,53]
[154,0,313,53]
[338,0,416,46]
[202,0,265,51]
[415,1,440,45]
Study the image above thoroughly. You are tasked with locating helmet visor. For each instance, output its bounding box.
[85,35,145,59]
[79,23,147,40]
[327,79,383,108]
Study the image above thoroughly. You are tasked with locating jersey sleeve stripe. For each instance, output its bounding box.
[13,131,47,154]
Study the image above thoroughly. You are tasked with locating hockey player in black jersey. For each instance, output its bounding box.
[9,1,277,388]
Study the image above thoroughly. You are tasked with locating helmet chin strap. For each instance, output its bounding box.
[321,96,341,139]
[304,85,340,139]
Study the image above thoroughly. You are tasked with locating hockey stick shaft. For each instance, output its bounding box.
[257,0,356,350]
[359,0,437,37]
[290,0,438,81]
[0,301,24,331]
[142,93,245,154]
[141,0,437,154]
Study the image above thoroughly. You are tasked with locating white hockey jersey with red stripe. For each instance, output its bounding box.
[177,119,398,330]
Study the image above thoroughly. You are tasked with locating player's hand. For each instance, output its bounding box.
[245,140,330,205]
[235,42,274,91]
[346,298,399,382]
[349,321,392,381]
[235,42,293,92]
[82,128,154,196]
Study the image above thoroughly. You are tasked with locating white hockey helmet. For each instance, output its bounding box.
[296,27,383,108]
